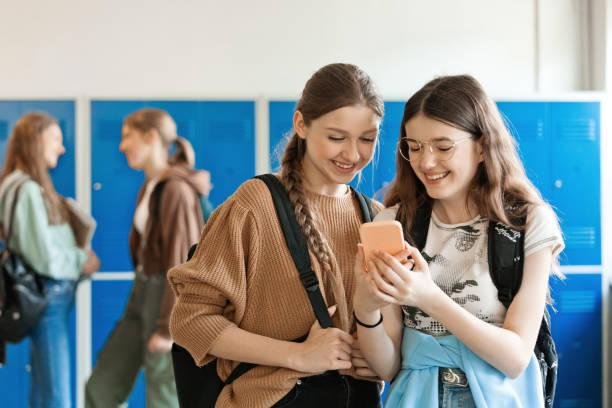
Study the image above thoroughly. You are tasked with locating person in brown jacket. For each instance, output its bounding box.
[85,108,210,408]
[168,63,386,408]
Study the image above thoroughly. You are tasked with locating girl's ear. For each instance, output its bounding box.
[293,111,307,139]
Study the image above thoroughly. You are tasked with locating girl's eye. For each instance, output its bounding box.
[435,143,454,152]
[329,136,344,141]
[361,137,376,143]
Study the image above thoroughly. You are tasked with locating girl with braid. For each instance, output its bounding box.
[168,63,385,408]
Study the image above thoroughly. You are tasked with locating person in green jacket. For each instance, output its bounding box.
[0,112,100,408]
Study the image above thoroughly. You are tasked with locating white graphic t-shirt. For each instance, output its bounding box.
[375,204,564,336]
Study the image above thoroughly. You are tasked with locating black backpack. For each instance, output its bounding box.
[171,174,374,408]
[0,179,48,365]
[406,202,557,408]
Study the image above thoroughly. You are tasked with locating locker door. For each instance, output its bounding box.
[550,273,602,407]
[496,101,552,199]
[549,102,600,265]
[0,100,77,407]
[269,101,296,172]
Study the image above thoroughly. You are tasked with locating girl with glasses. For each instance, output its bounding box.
[353,75,564,407]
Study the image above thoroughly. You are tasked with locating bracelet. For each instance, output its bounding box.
[353,311,383,328]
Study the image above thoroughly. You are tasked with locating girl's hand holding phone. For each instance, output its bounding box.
[353,244,394,316]
[368,245,443,309]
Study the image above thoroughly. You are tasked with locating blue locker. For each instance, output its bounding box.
[498,101,601,266]
[0,100,77,407]
[549,103,600,266]
[497,102,552,199]
[91,100,256,272]
[269,101,296,172]
[550,273,602,407]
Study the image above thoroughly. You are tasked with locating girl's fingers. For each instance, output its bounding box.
[355,367,379,378]
[352,356,369,368]
[369,266,399,297]
[374,250,411,281]
[368,279,400,304]
[394,246,412,264]
[404,245,428,271]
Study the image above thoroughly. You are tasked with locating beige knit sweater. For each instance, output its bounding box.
[168,178,381,408]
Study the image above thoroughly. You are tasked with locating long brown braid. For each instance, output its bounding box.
[279,63,383,331]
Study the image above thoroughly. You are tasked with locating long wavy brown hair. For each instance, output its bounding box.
[1,112,67,224]
[124,108,195,168]
[385,75,544,232]
[279,63,384,330]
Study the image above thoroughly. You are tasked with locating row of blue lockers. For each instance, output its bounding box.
[0,99,604,407]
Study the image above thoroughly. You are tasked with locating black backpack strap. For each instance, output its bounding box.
[255,174,333,329]
[402,202,432,251]
[350,188,373,223]
[488,218,525,308]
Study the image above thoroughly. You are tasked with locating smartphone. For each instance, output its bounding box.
[359,220,405,263]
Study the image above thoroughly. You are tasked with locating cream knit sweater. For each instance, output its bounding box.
[168,178,381,408]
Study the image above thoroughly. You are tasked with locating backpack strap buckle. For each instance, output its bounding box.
[301,271,319,292]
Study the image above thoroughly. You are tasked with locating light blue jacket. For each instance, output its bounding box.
[0,170,87,281]
[385,328,544,408]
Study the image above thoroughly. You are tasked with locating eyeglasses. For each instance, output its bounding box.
[398,136,473,162]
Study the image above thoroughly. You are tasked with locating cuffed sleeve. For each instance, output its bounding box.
[525,204,565,258]
[168,196,259,365]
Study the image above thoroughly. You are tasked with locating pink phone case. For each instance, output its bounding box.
[359,220,405,262]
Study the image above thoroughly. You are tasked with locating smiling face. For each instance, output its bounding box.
[42,123,65,169]
[294,104,380,195]
[404,113,483,206]
[119,125,155,170]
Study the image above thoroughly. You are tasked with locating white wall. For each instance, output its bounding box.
[0,0,576,99]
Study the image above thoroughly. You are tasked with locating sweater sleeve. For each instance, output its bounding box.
[168,195,260,365]
[10,181,87,280]
[155,180,204,337]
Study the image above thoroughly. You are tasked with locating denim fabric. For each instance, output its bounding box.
[29,278,76,408]
[438,381,476,408]
[273,371,381,408]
